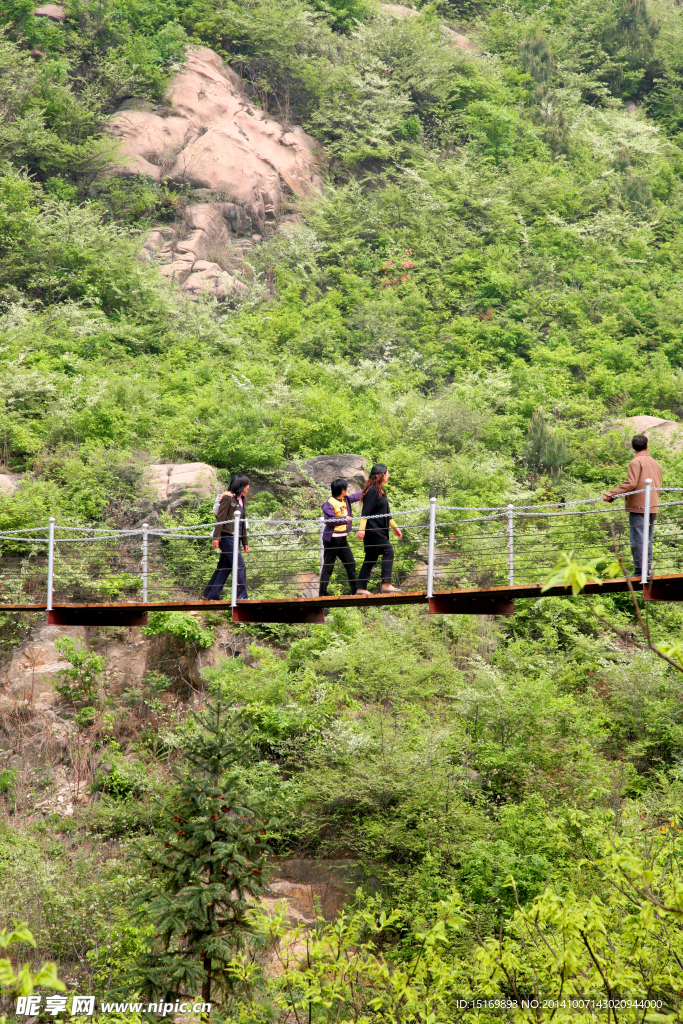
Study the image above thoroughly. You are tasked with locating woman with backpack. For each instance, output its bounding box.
[203,473,250,600]
[355,464,402,595]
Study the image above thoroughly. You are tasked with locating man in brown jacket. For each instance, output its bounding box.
[603,434,662,578]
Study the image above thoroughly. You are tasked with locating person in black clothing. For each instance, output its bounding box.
[355,464,402,595]
[203,474,250,601]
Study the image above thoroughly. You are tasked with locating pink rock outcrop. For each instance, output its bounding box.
[33,3,65,20]
[142,462,220,507]
[109,47,322,235]
[142,202,249,297]
[606,416,683,451]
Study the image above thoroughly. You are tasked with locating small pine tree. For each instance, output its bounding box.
[524,410,570,489]
[131,699,268,1008]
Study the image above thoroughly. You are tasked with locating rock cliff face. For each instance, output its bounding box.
[604,416,683,451]
[109,47,322,297]
[110,48,322,230]
[142,462,220,510]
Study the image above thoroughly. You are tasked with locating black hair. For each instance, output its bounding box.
[632,434,648,452]
[229,473,250,497]
[362,464,388,499]
[330,478,349,498]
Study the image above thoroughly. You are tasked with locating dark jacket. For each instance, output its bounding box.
[359,488,394,538]
[321,491,362,543]
[212,494,248,543]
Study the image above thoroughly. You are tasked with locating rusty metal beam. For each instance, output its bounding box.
[643,575,683,602]
[429,594,515,616]
[48,608,148,627]
[232,604,325,624]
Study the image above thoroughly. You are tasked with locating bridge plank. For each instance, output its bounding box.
[2,574,682,624]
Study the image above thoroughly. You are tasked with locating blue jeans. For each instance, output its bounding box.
[629,512,656,577]
[203,535,247,600]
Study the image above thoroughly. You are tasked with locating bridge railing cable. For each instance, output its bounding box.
[1,486,681,607]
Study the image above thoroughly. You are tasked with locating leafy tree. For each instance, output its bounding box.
[54,636,105,706]
[248,830,683,1021]
[0,922,64,1024]
[131,699,269,1007]
[474,836,683,1017]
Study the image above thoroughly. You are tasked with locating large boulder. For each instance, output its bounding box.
[181,260,248,300]
[245,458,367,500]
[33,3,65,19]
[1,624,87,706]
[142,462,219,508]
[109,47,322,236]
[0,472,19,495]
[606,416,683,451]
[301,455,368,491]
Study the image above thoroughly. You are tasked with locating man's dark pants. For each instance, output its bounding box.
[357,533,394,588]
[319,536,357,596]
[629,511,656,577]
[204,535,247,600]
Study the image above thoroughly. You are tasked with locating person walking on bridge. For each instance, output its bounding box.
[603,434,662,578]
[319,478,362,597]
[204,474,250,601]
[356,464,402,595]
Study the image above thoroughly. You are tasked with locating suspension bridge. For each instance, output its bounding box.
[1,482,682,625]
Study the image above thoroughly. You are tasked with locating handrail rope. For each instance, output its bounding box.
[156,490,655,531]
[438,490,642,512]
[2,488,682,540]
[0,537,50,544]
[44,501,683,543]
[0,526,50,535]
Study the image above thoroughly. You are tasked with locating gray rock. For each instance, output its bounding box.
[244,463,309,499]
[301,455,368,490]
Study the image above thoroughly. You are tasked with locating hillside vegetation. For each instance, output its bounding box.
[2,0,683,1019]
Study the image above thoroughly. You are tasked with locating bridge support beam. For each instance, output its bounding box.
[232,605,325,624]
[48,608,149,626]
[643,577,683,602]
[429,594,514,616]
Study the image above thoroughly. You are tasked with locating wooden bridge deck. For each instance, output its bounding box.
[1,574,681,625]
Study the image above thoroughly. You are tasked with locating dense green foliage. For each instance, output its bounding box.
[2,0,683,1017]
[0,922,64,1022]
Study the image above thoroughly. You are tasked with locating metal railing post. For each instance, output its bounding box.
[47,516,55,611]
[507,504,514,586]
[141,523,149,603]
[641,478,652,583]
[319,517,325,574]
[427,497,437,598]
[231,509,241,608]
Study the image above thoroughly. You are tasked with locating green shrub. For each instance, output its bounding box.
[141,611,216,649]
[54,637,105,706]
